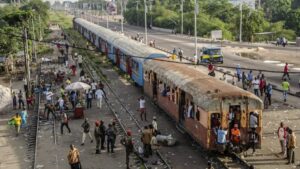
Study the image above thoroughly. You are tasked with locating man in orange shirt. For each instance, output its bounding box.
[231,124,241,146]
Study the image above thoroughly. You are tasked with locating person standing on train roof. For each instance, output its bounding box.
[138,96,147,121]
[230,124,241,146]
[282,78,290,102]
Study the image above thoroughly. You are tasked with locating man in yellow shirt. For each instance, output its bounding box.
[68,144,81,169]
[282,78,290,102]
[13,113,22,136]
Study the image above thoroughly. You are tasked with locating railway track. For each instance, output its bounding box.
[26,63,41,169]
[83,58,172,169]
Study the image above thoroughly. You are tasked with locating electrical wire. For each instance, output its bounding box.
[1,29,300,74]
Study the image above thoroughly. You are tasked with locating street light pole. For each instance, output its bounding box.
[121,0,124,33]
[31,17,37,62]
[181,0,184,35]
[194,0,198,58]
[136,1,139,26]
[144,0,148,45]
[239,2,243,43]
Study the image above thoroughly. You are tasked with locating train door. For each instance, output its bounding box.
[152,73,157,100]
[228,105,242,130]
[116,49,120,66]
[178,90,186,124]
[126,57,132,77]
[210,112,221,148]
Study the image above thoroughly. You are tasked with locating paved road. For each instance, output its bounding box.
[81,14,300,95]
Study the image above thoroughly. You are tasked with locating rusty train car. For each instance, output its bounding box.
[73,18,264,151]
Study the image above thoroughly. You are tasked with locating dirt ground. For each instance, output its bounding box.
[224,46,300,68]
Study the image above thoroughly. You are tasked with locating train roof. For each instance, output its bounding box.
[144,60,262,110]
[74,18,167,61]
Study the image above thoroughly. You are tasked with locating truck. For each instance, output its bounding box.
[200,47,223,64]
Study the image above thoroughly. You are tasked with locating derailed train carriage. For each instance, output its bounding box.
[73,18,264,151]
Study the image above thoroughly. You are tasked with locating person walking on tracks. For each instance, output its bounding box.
[265,83,272,106]
[141,126,152,158]
[282,63,291,80]
[99,120,106,150]
[86,89,93,109]
[18,90,25,109]
[106,123,116,153]
[68,144,81,169]
[95,87,106,109]
[287,129,296,164]
[278,122,287,155]
[282,78,290,102]
[61,112,71,135]
[121,130,134,169]
[138,96,147,121]
[94,120,101,154]
[81,118,93,146]
[9,113,22,137]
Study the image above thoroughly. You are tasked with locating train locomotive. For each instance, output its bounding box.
[73,18,264,152]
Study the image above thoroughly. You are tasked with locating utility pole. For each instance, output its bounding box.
[31,17,37,62]
[23,28,30,96]
[149,0,153,27]
[106,12,109,28]
[121,0,124,33]
[144,0,148,45]
[194,0,198,58]
[181,0,184,35]
[38,15,42,41]
[136,1,139,26]
[239,2,243,43]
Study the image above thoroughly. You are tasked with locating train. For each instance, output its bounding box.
[73,18,264,151]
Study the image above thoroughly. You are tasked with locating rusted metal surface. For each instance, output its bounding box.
[144,59,263,110]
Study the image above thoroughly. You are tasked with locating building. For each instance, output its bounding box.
[230,0,256,9]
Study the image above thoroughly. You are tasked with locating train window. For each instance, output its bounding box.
[211,113,221,130]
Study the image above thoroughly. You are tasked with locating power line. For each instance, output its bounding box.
[1,29,300,74]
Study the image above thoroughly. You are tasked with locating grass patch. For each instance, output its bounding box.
[49,11,73,29]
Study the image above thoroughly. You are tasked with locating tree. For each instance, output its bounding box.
[263,0,292,22]
[237,7,268,42]
[285,9,300,36]
[292,0,300,9]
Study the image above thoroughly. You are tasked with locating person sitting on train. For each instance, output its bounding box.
[231,124,241,146]
[162,87,169,97]
[187,102,194,118]
[216,127,228,153]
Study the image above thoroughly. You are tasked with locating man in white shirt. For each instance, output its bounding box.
[91,81,97,99]
[46,90,53,104]
[152,116,158,131]
[58,97,64,112]
[95,88,105,108]
[249,112,258,130]
[252,77,259,96]
[138,96,146,121]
